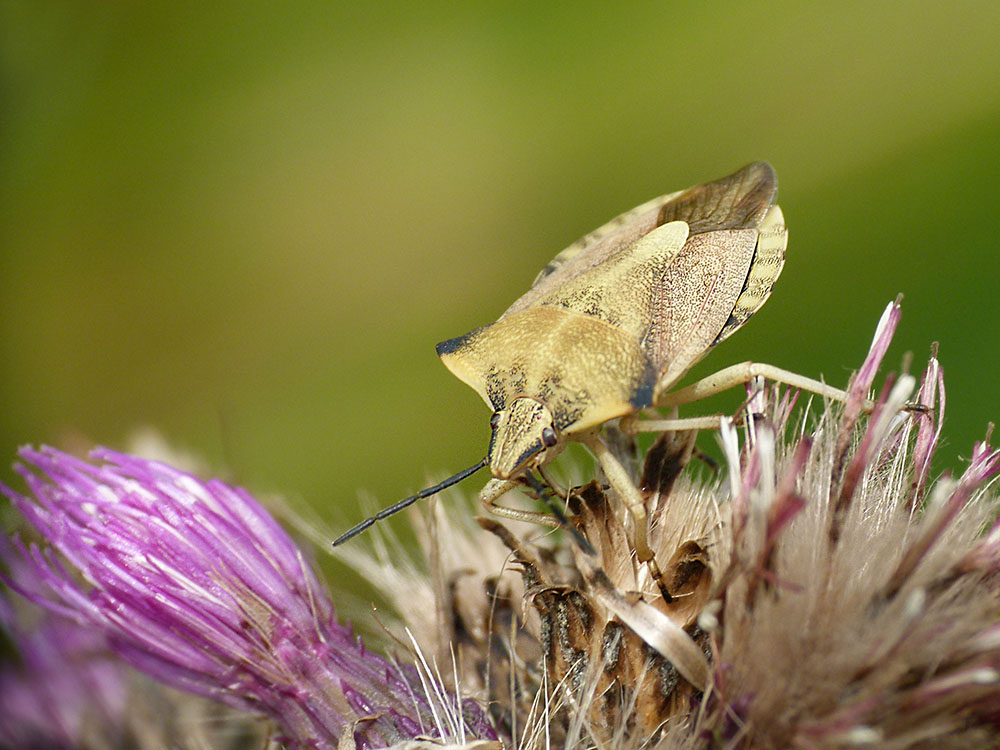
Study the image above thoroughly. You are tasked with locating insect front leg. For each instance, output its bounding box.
[584,435,665,574]
[479,478,563,528]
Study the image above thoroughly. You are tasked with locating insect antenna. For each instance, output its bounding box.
[332,458,488,546]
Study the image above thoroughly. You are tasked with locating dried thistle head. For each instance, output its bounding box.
[343,301,1000,750]
[2,300,997,750]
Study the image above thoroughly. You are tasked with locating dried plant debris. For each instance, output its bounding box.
[357,302,1000,750]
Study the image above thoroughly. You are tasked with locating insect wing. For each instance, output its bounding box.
[647,227,761,396]
[642,163,784,395]
[513,163,782,404]
[516,161,777,311]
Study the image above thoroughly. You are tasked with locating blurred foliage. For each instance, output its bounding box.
[2,1,999,542]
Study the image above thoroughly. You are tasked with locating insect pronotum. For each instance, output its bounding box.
[333,163,851,560]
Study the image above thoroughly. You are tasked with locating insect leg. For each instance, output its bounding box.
[479,478,563,528]
[584,435,658,564]
[627,415,729,433]
[656,362,850,408]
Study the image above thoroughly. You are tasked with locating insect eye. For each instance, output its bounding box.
[490,412,501,429]
[541,426,558,448]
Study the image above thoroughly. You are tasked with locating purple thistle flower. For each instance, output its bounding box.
[1,447,495,749]
[0,545,128,749]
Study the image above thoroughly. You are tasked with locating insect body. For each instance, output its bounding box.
[437,161,787,485]
[334,162,847,550]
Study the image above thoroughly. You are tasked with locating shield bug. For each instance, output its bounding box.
[333,162,849,555]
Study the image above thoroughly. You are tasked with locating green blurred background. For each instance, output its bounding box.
[2,2,999,535]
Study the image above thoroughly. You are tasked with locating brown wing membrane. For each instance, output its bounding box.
[657,161,777,233]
